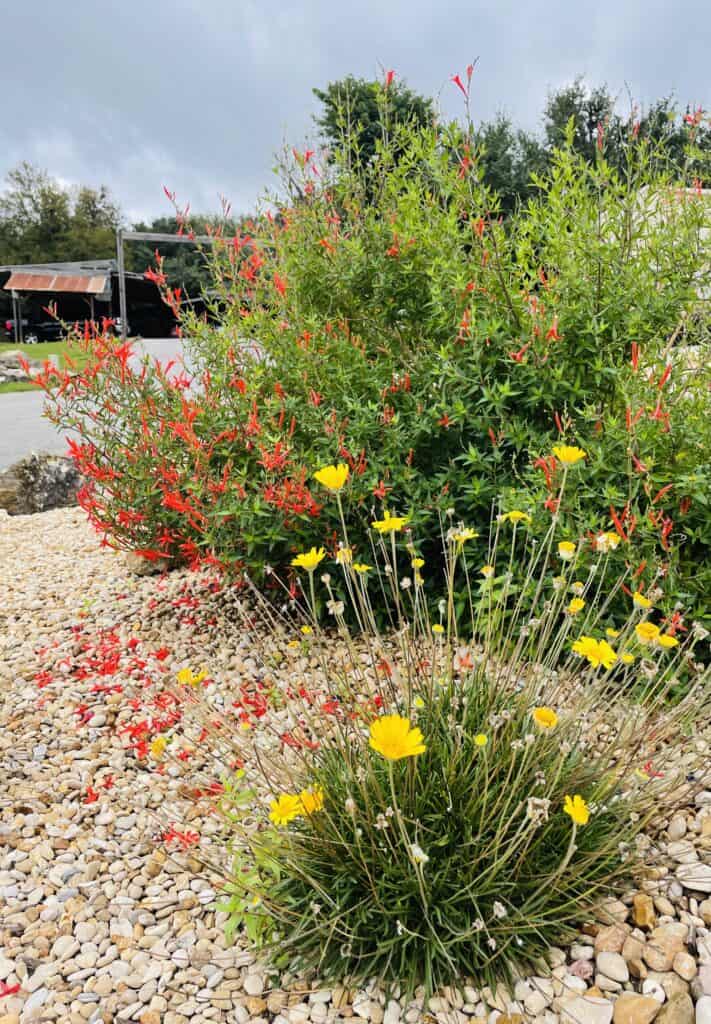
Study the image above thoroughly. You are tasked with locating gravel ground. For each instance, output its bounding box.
[1,507,710,1024]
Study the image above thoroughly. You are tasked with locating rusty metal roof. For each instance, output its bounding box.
[4,271,109,294]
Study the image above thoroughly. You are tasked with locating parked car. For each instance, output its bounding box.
[2,317,30,341]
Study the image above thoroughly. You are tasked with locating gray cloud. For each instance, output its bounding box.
[1,0,708,222]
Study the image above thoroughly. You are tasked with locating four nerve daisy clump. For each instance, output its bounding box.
[168,458,709,996]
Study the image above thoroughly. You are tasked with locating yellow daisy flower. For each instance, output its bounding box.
[372,511,409,534]
[353,563,372,574]
[558,541,576,561]
[453,527,479,545]
[369,715,426,761]
[299,787,324,815]
[291,547,326,572]
[269,794,303,826]
[552,445,587,465]
[635,621,660,645]
[499,510,532,525]
[313,464,349,492]
[572,636,617,670]
[658,634,680,649]
[532,707,558,729]
[563,794,590,826]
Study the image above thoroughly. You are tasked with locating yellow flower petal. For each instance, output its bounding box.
[635,621,660,645]
[291,547,326,572]
[532,707,558,729]
[558,541,576,561]
[313,464,349,492]
[269,793,303,826]
[369,714,426,761]
[563,793,590,826]
[372,511,409,534]
[552,445,587,465]
[299,786,324,815]
[499,510,532,525]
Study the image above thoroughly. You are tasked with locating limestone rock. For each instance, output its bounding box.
[634,894,657,929]
[595,924,631,954]
[560,995,613,1024]
[612,993,662,1023]
[675,863,711,894]
[654,994,694,1023]
[0,452,81,515]
[598,952,630,982]
[0,348,41,384]
[643,926,688,972]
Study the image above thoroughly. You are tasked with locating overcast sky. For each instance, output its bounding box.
[1,0,708,223]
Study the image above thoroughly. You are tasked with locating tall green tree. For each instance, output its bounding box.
[129,214,242,294]
[313,75,434,169]
[543,78,615,162]
[0,162,122,265]
[474,115,547,214]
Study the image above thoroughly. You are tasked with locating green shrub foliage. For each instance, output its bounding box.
[39,108,711,625]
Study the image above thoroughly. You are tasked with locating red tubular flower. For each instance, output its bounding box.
[451,73,468,98]
[652,484,673,505]
[631,342,639,372]
[509,343,530,363]
[545,317,561,341]
[609,504,629,542]
[385,69,395,88]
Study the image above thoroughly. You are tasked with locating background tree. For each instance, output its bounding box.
[0,162,121,265]
[313,75,435,169]
[542,78,615,162]
[129,214,241,294]
[474,115,547,214]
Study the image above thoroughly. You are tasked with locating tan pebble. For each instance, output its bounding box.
[595,924,631,954]
[654,993,695,1023]
[612,993,662,1023]
[628,959,649,980]
[633,894,656,929]
[672,951,696,981]
[643,926,687,972]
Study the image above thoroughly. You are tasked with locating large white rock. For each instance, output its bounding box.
[676,863,711,894]
[560,995,613,1023]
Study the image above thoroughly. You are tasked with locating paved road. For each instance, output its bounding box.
[0,340,185,470]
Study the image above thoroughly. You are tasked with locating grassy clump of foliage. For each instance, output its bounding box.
[159,474,709,994]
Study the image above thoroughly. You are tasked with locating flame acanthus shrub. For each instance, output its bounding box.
[37,108,711,624]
